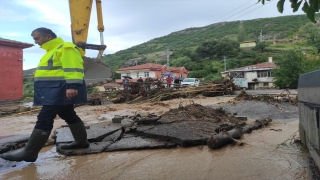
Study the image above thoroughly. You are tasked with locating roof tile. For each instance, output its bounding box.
[0,37,33,47]
[230,62,276,71]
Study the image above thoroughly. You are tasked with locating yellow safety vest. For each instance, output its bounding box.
[34,37,85,84]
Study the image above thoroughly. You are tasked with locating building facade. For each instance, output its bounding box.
[115,63,189,83]
[0,38,33,100]
[240,40,257,50]
[222,58,276,90]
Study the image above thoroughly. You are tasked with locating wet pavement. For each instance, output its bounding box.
[0,120,311,180]
[0,97,317,179]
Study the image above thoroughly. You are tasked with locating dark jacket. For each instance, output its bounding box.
[33,38,87,106]
[34,80,87,105]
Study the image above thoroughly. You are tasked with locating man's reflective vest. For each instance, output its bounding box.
[33,37,87,105]
[34,37,85,83]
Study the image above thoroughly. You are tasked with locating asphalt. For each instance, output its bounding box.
[0,100,299,156]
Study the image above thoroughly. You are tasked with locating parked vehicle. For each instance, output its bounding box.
[181,78,200,87]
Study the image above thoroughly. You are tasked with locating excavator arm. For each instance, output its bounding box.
[68,0,112,84]
[69,0,106,59]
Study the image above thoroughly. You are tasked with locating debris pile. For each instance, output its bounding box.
[87,79,236,105]
[235,90,297,106]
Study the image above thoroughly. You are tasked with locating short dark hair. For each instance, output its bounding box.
[31,27,57,38]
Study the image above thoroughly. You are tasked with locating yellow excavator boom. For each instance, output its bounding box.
[68,0,105,59]
[68,0,112,84]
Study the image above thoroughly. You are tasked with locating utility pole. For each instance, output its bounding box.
[166,46,170,72]
[224,56,226,71]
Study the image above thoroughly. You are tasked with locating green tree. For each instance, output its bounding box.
[196,40,218,59]
[113,72,121,81]
[238,23,248,42]
[185,62,202,71]
[255,41,269,52]
[298,22,320,44]
[211,61,224,73]
[272,50,304,88]
[258,0,319,23]
[302,54,320,72]
[188,70,209,78]
[171,56,192,67]
[215,37,239,58]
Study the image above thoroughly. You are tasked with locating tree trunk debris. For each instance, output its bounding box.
[87,79,237,105]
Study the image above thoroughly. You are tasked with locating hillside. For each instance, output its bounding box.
[101,14,319,72]
[23,13,320,89]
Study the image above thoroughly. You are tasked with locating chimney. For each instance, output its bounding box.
[268,56,273,63]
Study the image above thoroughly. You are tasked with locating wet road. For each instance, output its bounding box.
[242,89,298,95]
[0,120,309,180]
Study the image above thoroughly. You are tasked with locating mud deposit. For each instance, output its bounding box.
[0,97,314,179]
[0,121,309,180]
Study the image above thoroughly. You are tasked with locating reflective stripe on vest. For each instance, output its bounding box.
[35,44,84,84]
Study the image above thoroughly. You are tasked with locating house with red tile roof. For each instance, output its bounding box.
[221,57,277,90]
[115,63,189,83]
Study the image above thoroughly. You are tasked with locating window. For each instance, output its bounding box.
[144,72,149,77]
[263,82,269,86]
[230,71,244,78]
[257,70,270,78]
[136,72,139,78]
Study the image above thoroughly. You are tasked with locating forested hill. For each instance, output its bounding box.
[24,14,319,81]
[101,14,319,72]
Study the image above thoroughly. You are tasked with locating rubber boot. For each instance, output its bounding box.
[60,122,90,149]
[1,129,51,162]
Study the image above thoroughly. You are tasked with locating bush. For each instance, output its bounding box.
[87,87,99,94]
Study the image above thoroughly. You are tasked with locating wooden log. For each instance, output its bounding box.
[135,117,161,124]
[227,127,243,139]
[207,131,234,149]
[252,118,272,130]
[241,124,254,133]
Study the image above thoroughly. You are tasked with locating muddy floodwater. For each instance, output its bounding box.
[0,97,311,179]
[0,120,309,180]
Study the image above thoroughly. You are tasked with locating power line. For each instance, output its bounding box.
[212,0,255,23]
[220,2,258,22]
[229,0,277,21]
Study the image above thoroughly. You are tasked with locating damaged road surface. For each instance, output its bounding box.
[0,97,314,180]
[53,104,270,156]
[0,103,272,156]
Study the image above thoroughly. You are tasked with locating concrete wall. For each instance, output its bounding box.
[244,72,274,89]
[118,69,188,83]
[298,70,320,169]
[298,102,320,169]
[244,72,256,81]
[0,46,23,100]
[121,71,156,79]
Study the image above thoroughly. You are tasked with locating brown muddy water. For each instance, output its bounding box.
[0,120,309,180]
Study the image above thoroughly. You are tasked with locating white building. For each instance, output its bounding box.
[222,58,277,90]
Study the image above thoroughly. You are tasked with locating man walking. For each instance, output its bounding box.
[122,77,129,90]
[145,76,153,90]
[166,76,172,88]
[1,27,89,162]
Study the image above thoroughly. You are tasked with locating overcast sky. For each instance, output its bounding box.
[0,0,305,70]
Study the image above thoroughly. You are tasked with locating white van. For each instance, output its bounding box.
[181,78,200,87]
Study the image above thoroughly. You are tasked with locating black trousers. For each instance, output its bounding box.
[35,104,82,131]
